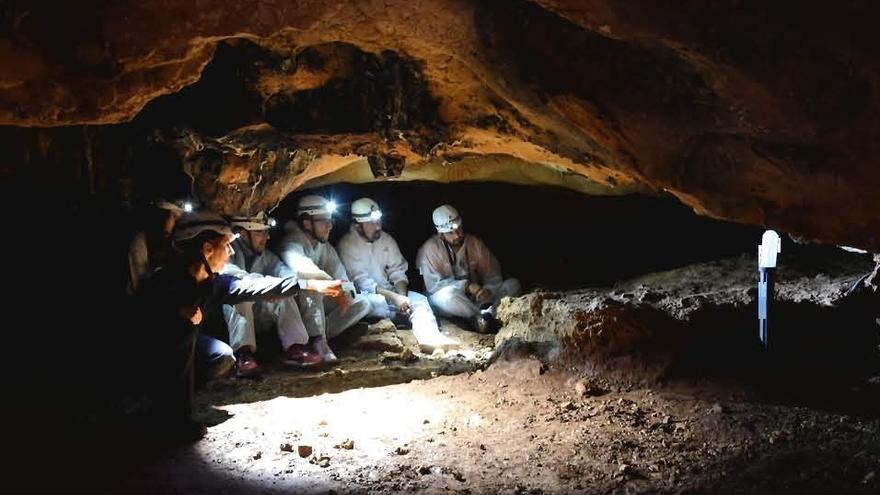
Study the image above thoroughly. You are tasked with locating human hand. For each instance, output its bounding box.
[475,287,493,305]
[394,294,412,315]
[307,279,343,298]
[180,305,202,325]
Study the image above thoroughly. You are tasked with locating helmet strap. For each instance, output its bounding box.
[302,216,328,244]
[200,252,217,280]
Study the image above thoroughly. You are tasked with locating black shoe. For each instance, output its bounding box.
[471,313,491,334]
[391,313,412,330]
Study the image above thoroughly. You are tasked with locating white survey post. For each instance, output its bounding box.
[758,230,781,268]
[758,230,781,348]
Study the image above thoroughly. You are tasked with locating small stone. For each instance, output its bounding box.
[317,456,331,468]
[335,439,354,450]
[574,381,588,397]
[862,471,875,484]
[710,403,724,414]
[395,446,410,455]
[400,348,417,362]
[252,451,262,460]
[367,318,397,334]
[280,442,293,453]
[561,401,577,411]
[417,465,432,475]
[298,445,313,458]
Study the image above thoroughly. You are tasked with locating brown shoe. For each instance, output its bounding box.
[282,344,324,368]
[234,347,262,378]
[309,337,339,365]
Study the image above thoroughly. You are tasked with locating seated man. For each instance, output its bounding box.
[338,198,458,352]
[134,212,302,440]
[276,194,371,363]
[223,212,340,376]
[416,204,521,332]
[127,198,190,295]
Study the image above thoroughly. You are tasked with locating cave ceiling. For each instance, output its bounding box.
[1,0,879,250]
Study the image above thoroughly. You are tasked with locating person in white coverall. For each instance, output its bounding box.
[222,212,341,376]
[275,194,371,363]
[127,198,189,295]
[416,204,520,333]
[337,198,458,352]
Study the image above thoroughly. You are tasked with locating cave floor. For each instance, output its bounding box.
[46,251,879,494]
[67,320,878,495]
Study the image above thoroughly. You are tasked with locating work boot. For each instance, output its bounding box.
[282,344,324,369]
[471,313,491,334]
[391,312,412,330]
[234,347,262,378]
[309,336,339,365]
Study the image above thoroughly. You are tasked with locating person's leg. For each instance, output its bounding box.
[364,292,392,319]
[495,278,521,304]
[194,333,235,380]
[223,301,257,352]
[482,278,521,315]
[297,290,327,339]
[428,285,480,319]
[256,297,309,349]
[286,290,331,367]
[324,293,371,339]
[154,328,196,419]
[409,291,458,351]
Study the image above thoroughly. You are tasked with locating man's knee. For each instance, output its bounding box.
[349,296,372,321]
[501,278,521,298]
[203,341,235,379]
[429,288,477,318]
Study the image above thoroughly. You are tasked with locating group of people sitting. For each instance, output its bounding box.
[127,193,520,439]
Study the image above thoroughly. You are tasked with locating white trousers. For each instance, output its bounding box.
[428,278,521,319]
[364,290,441,336]
[224,297,308,352]
[297,290,372,340]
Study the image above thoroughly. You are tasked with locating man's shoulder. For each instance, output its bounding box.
[379,231,402,248]
[337,229,359,247]
[416,235,440,257]
[466,233,490,249]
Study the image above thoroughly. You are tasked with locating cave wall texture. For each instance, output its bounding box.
[1,0,878,250]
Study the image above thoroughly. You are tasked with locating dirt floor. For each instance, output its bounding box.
[40,250,880,494]
[82,329,878,494]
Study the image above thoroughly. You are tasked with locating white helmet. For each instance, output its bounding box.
[432,204,461,233]
[153,198,194,214]
[297,194,336,218]
[351,197,383,223]
[228,211,271,231]
[173,212,233,245]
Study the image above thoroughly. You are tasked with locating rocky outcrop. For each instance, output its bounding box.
[496,251,879,385]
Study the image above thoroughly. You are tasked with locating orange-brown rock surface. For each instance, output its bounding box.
[1,0,879,249]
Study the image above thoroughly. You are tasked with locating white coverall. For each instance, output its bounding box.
[126,231,151,295]
[337,225,445,345]
[221,236,309,352]
[416,233,520,318]
[275,221,371,339]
